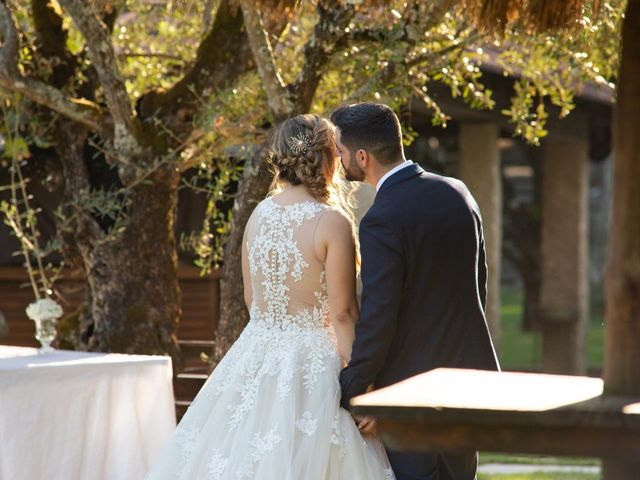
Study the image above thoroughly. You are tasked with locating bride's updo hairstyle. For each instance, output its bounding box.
[268,113,360,265]
[268,114,336,202]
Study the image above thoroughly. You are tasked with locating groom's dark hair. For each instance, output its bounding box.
[330,102,403,166]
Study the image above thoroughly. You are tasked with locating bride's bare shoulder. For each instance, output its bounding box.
[316,207,354,240]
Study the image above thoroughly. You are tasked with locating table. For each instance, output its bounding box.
[0,346,176,480]
[351,368,640,461]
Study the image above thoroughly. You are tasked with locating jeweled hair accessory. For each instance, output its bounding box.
[287,132,312,156]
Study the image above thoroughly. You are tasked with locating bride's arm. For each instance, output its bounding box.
[241,213,254,309]
[315,210,359,364]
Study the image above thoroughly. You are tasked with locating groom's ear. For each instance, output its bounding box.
[356,149,369,168]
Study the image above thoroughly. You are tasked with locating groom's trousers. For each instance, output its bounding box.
[387,449,478,480]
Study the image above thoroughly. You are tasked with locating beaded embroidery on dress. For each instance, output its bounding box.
[145,197,394,479]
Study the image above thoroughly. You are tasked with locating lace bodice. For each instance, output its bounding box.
[246,197,330,330]
[146,196,396,480]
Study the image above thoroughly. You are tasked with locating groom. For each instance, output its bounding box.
[332,103,500,480]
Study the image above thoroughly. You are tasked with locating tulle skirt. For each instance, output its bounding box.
[145,318,394,479]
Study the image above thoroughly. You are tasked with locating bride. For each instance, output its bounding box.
[145,114,394,479]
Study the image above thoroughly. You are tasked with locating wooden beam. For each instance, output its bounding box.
[373,420,640,459]
[351,369,640,460]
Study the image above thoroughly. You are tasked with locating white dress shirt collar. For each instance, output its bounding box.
[376,160,414,191]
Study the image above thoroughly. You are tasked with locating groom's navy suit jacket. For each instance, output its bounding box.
[340,164,499,479]
[340,162,499,408]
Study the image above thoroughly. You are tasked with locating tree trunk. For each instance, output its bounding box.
[603,0,640,396]
[214,147,273,365]
[85,168,182,368]
[56,123,182,368]
[55,124,95,349]
[603,3,640,475]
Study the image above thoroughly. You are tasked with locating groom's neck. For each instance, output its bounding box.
[384,157,407,172]
[367,157,407,187]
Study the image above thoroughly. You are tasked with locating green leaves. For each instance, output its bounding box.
[501,80,549,145]
[0,0,625,278]
[180,154,243,273]
[0,94,58,300]
[2,136,30,160]
[487,1,623,143]
[115,3,203,98]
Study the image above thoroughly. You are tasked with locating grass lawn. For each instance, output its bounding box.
[477,289,604,479]
[478,453,601,480]
[480,454,600,467]
[478,474,598,480]
[498,287,604,372]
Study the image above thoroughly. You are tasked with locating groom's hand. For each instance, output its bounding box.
[350,384,377,434]
[354,415,377,435]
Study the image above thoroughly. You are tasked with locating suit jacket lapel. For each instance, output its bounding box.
[375,163,425,200]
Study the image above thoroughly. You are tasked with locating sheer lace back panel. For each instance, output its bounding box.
[246,197,330,330]
[146,195,397,480]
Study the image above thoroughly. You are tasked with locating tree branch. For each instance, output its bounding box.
[202,0,217,34]
[3,78,108,132]
[0,2,109,135]
[290,0,356,113]
[0,1,20,78]
[344,29,482,105]
[56,121,104,254]
[344,60,398,103]
[31,0,77,87]
[138,0,254,140]
[407,33,484,68]
[240,0,293,120]
[58,0,138,151]
[119,51,188,63]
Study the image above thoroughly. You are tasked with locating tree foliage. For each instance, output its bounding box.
[0,0,625,355]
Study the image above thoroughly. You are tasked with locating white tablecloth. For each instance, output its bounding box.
[0,346,176,480]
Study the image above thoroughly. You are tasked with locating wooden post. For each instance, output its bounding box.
[602,459,640,480]
[459,122,502,351]
[601,17,640,480]
[539,135,589,375]
[603,0,640,398]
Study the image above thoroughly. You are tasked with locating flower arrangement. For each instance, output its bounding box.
[25,298,62,353]
[25,298,63,322]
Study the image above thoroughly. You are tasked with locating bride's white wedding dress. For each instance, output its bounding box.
[146,197,394,479]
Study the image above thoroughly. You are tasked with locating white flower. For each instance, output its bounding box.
[25,298,63,322]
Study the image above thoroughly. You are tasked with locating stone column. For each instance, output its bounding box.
[458,123,502,351]
[539,135,589,375]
